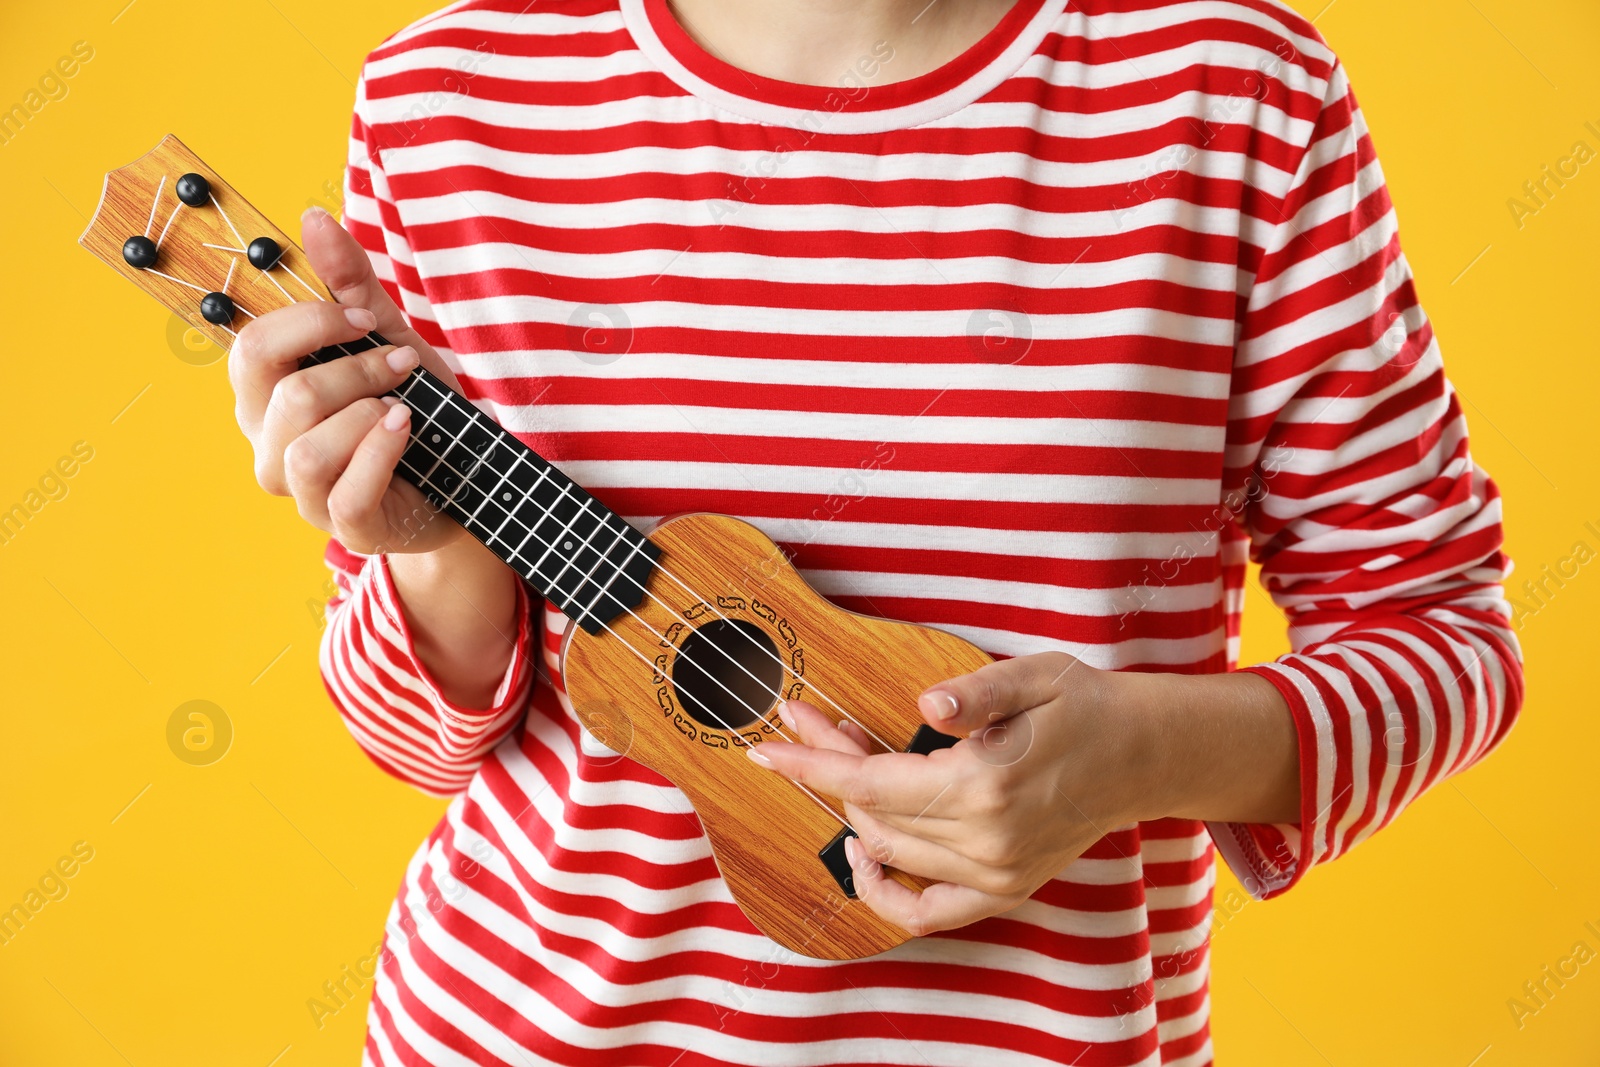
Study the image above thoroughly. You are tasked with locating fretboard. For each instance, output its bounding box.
[308,333,660,634]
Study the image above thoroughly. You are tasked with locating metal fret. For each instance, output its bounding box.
[310,334,660,633]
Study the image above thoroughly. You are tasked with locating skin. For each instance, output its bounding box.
[750,663,1298,936]
[229,0,1301,939]
[230,207,518,708]
[666,0,1020,86]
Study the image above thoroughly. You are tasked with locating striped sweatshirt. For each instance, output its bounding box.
[316,0,1525,1063]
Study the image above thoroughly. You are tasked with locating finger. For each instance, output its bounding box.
[229,300,382,436]
[301,208,450,383]
[837,719,874,752]
[918,652,1082,733]
[844,809,1008,893]
[749,742,961,817]
[779,700,871,756]
[258,345,419,493]
[281,396,397,529]
[843,837,1018,936]
[325,402,416,550]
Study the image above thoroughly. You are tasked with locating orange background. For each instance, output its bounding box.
[1,1,1597,1064]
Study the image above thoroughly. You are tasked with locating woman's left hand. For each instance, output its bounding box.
[747,652,1167,936]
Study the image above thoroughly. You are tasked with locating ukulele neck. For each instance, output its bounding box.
[311,334,660,634]
[76,135,658,634]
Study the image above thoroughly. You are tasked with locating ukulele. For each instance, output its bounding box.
[81,135,993,961]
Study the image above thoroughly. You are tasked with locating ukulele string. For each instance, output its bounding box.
[210,192,248,253]
[141,176,892,790]
[206,199,325,301]
[379,356,839,743]
[394,368,897,754]
[389,417,858,833]
[394,371,897,750]
[142,224,855,833]
[155,201,183,251]
[143,176,166,239]
[383,394,877,833]
[389,391,806,741]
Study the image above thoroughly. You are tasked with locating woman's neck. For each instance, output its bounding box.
[663,0,1018,88]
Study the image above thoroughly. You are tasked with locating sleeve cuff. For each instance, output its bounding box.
[1205,662,1328,900]
[367,552,537,725]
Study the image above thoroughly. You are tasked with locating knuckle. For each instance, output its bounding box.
[976,673,1001,715]
[231,321,264,366]
[253,454,288,496]
[362,348,397,388]
[1040,651,1075,687]
[354,396,390,424]
[865,832,895,865]
[274,372,321,422]
[974,835,1018,870]
[982,869,1027,897]
[965,776,1003,815]
[325,490,361,532]
[282,436,326,485]
[845,777,879,812]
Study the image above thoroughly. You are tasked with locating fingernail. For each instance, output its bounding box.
[302,205,331,230]
[385,345,418,373]
[383,403,410,432]
[745,746,772,767]
[381,396,400,407]
[779,703,797,730]
[923,690,959,722]
[844,836,870,872]
[345,307,378,332]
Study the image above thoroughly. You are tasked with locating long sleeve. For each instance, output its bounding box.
[316,67,540,796]
[1208,61,1525,898]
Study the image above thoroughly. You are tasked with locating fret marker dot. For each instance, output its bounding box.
[430,433,441,443]
[564,541,574,551]
[502,493,511,501]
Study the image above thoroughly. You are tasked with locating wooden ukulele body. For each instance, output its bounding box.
[561,512,992,960]
[77,135,994,963]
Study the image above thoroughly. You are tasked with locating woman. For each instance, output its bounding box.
[229,0,1522,1061]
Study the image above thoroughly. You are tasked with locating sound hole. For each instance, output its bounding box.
[671,620,782,730]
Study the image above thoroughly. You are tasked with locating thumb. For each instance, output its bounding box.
[299,207,454,383]
[917,652,1077,734]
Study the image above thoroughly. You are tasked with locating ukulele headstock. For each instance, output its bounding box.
[79,134,331,349]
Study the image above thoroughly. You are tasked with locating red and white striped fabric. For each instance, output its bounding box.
[316,0,1524,1062]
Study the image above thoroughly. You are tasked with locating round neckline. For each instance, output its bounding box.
[621,0,1065,134]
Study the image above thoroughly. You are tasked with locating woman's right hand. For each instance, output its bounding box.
[228,206,464,557]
